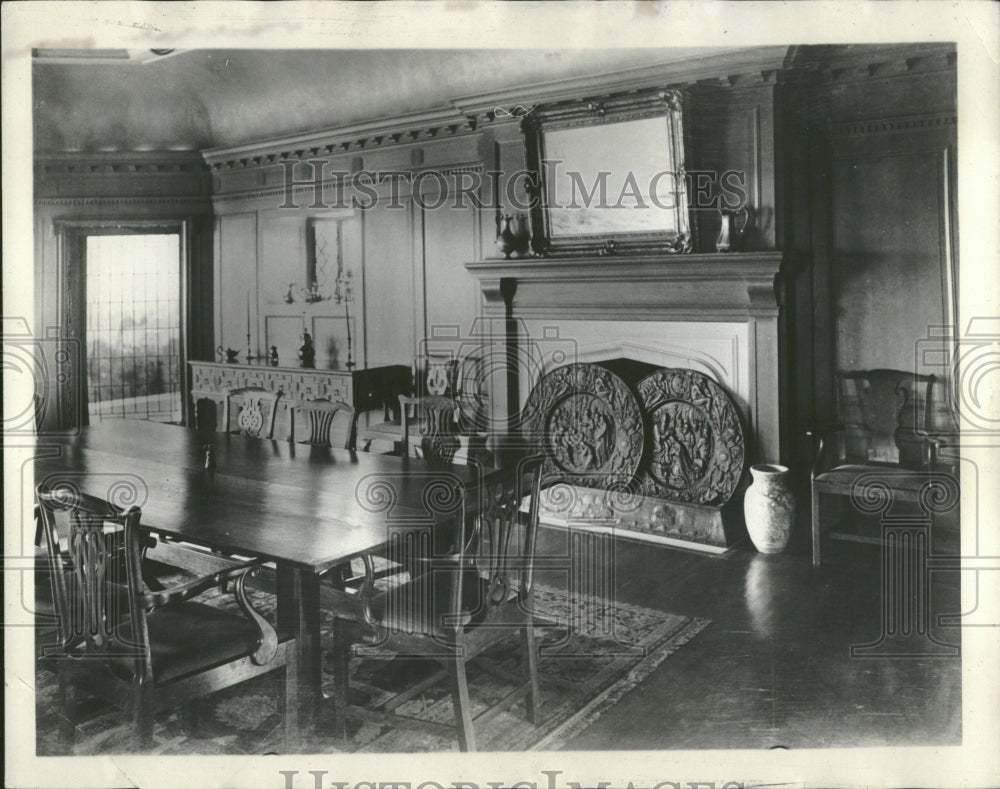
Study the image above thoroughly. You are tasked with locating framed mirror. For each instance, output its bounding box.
[521,88,692,257]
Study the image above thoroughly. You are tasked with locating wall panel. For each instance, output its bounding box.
[362,199,417,367]
[421,191,480,341]
[217,212,257,354]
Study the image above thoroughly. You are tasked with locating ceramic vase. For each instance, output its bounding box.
[496,214,529,259]
[743,463,795,554]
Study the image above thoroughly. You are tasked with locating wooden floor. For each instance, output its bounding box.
[48,518,961,754]
[533,525,962,750]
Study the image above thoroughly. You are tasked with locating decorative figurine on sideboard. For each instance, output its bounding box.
[298,329,316,369]
[269,346,279,367]
[217,345,240,364]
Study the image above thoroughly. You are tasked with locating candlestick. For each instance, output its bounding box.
[246,292,253,364]
[344,299,354,369]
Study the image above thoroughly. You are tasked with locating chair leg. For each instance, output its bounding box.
[133,679,154,749]
[57,659,76,750]
[283,648,299,752]
[331,620,351,742]
[182,699,200,735]
[811,484,821,566]
[521,622,542,725]
[448,652,476,752]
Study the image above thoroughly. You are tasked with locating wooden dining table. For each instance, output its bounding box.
[34,420,509,743]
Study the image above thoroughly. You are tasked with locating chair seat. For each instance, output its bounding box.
[111,601,260,684]
[815,463,936,492]
[368,568,491,636]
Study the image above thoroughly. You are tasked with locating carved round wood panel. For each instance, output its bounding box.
[521,363,644,488]
[636,368,745,505]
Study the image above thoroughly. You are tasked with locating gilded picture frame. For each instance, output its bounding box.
[521,87,693,257]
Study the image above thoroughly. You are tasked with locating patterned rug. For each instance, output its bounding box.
[36,574,708,755]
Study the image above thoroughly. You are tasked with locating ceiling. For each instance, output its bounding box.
[32,47,739,154]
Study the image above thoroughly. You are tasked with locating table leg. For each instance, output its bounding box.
[276,565,322,743]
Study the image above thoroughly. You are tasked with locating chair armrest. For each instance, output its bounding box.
[333,554,381,643]
[806,422,846,477]
[804,421,844,438]
[142,559,279,665]
[142,560,262,609]
[924,432,960,471]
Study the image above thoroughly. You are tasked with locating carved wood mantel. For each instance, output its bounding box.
[465,251,784,462]
[466,252,783,321]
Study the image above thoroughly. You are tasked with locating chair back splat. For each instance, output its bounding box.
[292,398,356,448]
[225,387,283,439]
[399,394,460,463]
[36,483,142,658]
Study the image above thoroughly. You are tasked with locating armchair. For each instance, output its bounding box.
[36,481,296,750]
[330,455,545,751]
[809,369,954,565]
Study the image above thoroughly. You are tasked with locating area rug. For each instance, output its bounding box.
[35,576,708,755]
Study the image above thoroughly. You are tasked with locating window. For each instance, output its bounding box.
[85,234,182,423]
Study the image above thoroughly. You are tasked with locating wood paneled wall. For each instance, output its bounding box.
[33,45,957,469]
[209,134,495,373]
[778,51,957,474]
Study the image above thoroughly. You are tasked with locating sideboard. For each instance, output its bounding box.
[188,361,411,439]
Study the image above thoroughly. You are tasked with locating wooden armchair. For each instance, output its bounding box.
[224,387,283,439]
[330,455,545,751]
[291,398,356,449]
[809,370,952,565]
[399,394,461,463]
[36,481,296,750]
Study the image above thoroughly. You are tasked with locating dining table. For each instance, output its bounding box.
[33,420,511,744]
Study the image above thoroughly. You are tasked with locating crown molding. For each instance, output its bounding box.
[35,150,208,174]
[34,195,213,209]
[201,47,795,173]
[827,111,957,139]
[201,107,477,171]
[790,42,955,83]
[452,46,793,118]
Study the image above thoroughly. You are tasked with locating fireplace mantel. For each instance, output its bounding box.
[465,251,783,321]
[466,250,784,464]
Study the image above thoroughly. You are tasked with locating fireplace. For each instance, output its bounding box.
[465,251,784,551]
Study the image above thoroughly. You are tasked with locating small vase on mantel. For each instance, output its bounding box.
[743,464,795,554]
[496,214,529,259]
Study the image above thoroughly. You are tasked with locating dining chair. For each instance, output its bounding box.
[224,386,283,439]
[36,480,297,750]
[399,394,460,463]
[291,398,356,449]
[809,369,954,564]
[330,454,545,751]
